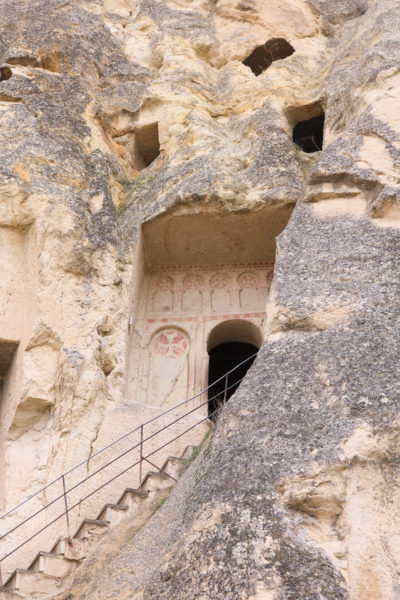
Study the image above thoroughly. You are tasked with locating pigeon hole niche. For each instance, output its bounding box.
[126,203,294,420]
[0,66,12,81]
[133,122,160,171]
[243,38,295,76]
[287,102,325,153]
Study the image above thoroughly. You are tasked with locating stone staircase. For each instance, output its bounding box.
[0,446,197,599]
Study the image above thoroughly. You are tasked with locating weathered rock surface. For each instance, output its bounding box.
[0,0,399,598]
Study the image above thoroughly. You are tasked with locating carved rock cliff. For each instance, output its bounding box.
[0,0,399,598]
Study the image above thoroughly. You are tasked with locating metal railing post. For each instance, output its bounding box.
[223,373,229,404]
[139,425,144,487]
[61,475,71,541]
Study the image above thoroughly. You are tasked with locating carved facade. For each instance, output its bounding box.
[127,263,273,409]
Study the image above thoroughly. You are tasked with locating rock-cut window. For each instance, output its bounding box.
[243,38,295,76]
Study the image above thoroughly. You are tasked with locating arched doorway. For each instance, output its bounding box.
[207,320,262,419]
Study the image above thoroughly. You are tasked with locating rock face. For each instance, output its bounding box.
[0,0,399,598]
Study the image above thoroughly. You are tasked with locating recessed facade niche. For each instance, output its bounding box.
[126,205,293,414]
[133,122,160,170]
[0,66,12,81]
[243,38,295,76]
[287,102,325,153]
[293,115,325,153]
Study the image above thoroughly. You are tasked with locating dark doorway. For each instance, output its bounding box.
[293,114,325,153]
[243,38,295,76]
[208,342,258,419]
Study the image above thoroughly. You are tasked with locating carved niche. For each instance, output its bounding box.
[238,271,267,311]
[182,274,203,313]
[146,328,190,407]
[152,276,174,313]
[211,273,231,312]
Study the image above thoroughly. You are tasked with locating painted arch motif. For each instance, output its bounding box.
[147,328,190,407]
[238,271,268,311]
[152,276,174,313]
[182,274,203,313]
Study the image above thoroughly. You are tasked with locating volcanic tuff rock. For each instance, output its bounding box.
[0,0,400,598]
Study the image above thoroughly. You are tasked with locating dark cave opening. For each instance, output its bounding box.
[208,342,258,419]
[243,38,295,76]
[292,114,325,153]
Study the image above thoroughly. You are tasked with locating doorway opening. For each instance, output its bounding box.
[208,342,258,419]
[207,319,261,419]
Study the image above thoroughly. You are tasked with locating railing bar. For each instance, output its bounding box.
[68,356,251,467]
[128,376,245,450]
[1,411,204,562]
[0,354,257,522]
[0,491,67,542]
[143,458,177,482]
[59,375,243,494]
[0,454,142,563]
[137,352,257,424]
[61,476,71,540]
[0,475,65,522]
[0,376,244,539]
[0,506,70,563]
[64,354,253,469]
[139,425,144,487]
[49,405,220,518]
[60,375,242,497]
[0,378,240,563]
[0,375,245,542]
[57,459,143,522]
[59,375,243,498]
[143,413,216,463]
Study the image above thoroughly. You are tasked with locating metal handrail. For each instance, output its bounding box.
[0,352,257,522]
[0,352,257,580]
[0,376,243,565]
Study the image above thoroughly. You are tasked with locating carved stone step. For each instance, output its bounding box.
[140,471,174,492]
[96,503,128,527]
[28,551,77,578]
[2,569,62,595]
[50,536,66,556]
[50,537,85,561]
[73,518,108,543]
[161,456,185,479]
[117,488,149,511]
[0,444,200,598]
